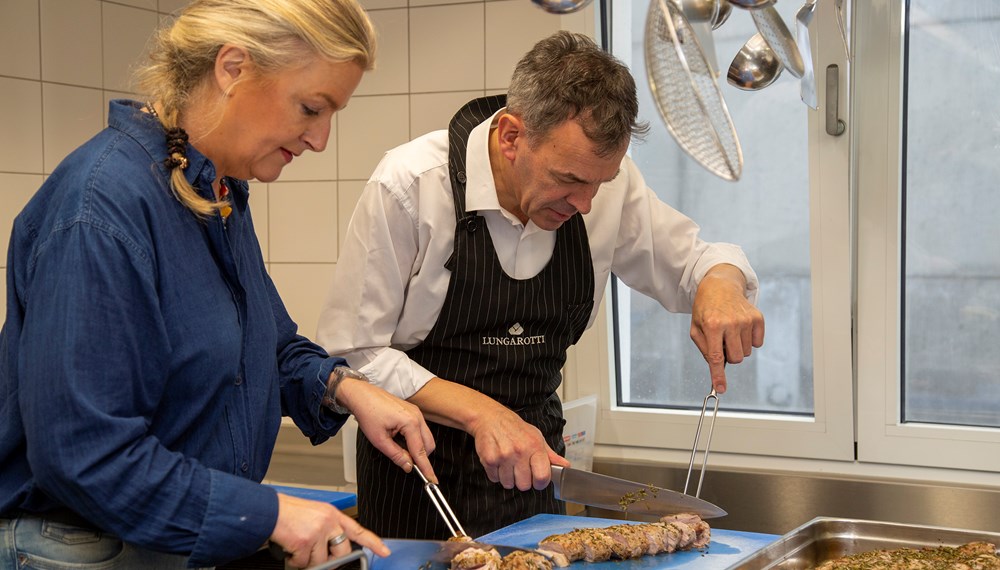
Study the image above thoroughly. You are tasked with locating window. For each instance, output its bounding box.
[568,0,1000,477]
[899,2,1000,430]
[855,0,1000,472]
[616,0,815,417]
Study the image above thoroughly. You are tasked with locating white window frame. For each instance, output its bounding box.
[566,0,1000,482]
[854,0,1000,473]
[568,0,855,465]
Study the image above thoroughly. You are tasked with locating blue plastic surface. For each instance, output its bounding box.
[265,484,357,510]
[476,514,778,569]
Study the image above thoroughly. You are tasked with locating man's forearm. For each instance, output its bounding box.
[407,377,507,434]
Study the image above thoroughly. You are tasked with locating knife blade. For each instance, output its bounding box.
[550,465,727,519]
[369,539,552,569]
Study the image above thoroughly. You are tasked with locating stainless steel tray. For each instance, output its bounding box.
[729,516,1000,570]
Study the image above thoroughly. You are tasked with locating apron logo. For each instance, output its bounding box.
[482,323,545,346]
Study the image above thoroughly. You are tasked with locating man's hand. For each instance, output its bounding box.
[335,377,438,482]
[409,378,570,492]
[270,493,389,569]
[468,405,570,492]
[690,264,765,394]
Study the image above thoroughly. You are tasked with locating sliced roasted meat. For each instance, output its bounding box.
[499,550,553,570]
[450,546,501,570]
[537,513,710,564]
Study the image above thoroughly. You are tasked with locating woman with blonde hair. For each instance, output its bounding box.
[0,1,434,568]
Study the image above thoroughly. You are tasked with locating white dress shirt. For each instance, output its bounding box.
[316,109,759,400]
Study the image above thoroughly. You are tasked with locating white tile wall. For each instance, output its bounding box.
[410,90,484,138]
[268,180,340,264]
[358,0,405,9]
[485,0,567,88]
[102,3,158,92]
[157,0,187,13]
[40,0,102,88]
[116,0,156,9]
[409,3,485,93]
[0,0,594,374]
[0,0,40,80]
[354,8,408,96]
[41,83,104,172]
[268,263,337,344]
[0,78,44,173]
[337,93,409,180]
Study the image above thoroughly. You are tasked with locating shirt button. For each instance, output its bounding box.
[457,171,467,183]
[234,374,243,386]
[241,462,249,472]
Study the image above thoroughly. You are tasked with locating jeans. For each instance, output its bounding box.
[0,515,212,570]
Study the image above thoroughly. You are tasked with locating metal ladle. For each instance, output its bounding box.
[678,0,733,29]
[726,0,774,9]
[727,32,784,90]
[530,0,594,14]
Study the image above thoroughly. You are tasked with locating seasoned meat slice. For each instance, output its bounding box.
[450,546,501,570]
[601,524,651,559]
[575,528,617,562]
[538,532,585,561]
[533,546,570,568]
[691,519,712,548]
[498,550,553,570]
[659,513,704,526]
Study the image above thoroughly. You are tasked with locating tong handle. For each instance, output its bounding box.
[412,464,467,538]
[684,388,720,499]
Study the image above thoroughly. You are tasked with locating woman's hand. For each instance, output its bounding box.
[270,493,389,569]
[335,378,438,483]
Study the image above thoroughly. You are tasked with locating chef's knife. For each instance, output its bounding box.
[368,539,553,569]
[550,465,727,519]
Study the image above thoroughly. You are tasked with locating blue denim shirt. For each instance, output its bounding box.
[0,100,348,567]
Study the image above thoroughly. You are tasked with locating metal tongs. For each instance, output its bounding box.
[412,464,467,538]
[684,387,720,499]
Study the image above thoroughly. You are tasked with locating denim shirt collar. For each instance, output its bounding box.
[108,99,250,217]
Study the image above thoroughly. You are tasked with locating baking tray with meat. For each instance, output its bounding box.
[729,516,1000,570]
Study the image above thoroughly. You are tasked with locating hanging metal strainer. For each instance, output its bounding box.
[645,0,743,181]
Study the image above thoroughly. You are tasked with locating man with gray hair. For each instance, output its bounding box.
[318,31,765,538]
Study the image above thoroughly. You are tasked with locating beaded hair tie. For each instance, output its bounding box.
[146,103,189,171]
[164,127,190,171]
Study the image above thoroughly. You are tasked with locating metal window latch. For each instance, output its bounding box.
[826,64,846,136]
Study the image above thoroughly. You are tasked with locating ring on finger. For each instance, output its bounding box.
[328,533,348,548]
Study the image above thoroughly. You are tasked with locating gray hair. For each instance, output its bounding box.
[134,0,376,217]
[506,31,648,158]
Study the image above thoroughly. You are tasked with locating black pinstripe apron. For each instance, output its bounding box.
[356,95,595,539]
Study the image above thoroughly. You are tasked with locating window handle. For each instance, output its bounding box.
[826,64,846,136]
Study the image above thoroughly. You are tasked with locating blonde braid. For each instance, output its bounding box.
[151,103,223,218]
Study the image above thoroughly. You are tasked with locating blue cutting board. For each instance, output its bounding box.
[265,484,357,510]
[477,514,778,569]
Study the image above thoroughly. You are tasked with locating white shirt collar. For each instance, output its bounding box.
[464,108,526,227]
